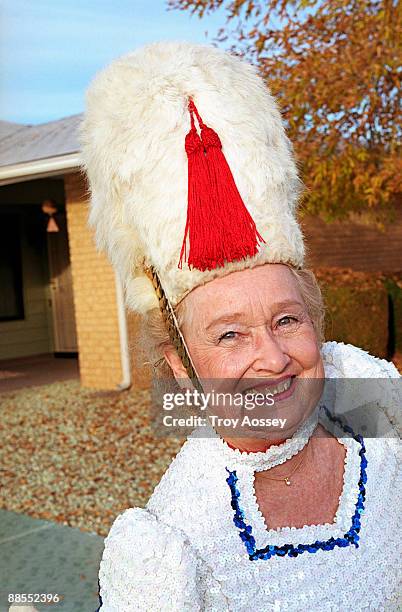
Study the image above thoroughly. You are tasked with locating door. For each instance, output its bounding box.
[47,212,78,352]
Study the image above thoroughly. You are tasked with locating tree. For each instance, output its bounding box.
[169,0,401,223]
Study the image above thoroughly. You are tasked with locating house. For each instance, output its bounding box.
[0,115,145,390]
[0,115,400,390]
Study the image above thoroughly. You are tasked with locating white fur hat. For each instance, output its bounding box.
[80,41,304,315]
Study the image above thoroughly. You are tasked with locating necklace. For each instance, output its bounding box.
[257,439,310,486]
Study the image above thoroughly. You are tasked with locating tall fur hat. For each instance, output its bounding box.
[80,41,304,316]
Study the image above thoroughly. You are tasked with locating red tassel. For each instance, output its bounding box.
[179,103,215,269]
[179,99,264,272]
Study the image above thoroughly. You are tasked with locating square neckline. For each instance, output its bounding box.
[234,419,363,548]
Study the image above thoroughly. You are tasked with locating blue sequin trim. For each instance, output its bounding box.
[225,407,367,561]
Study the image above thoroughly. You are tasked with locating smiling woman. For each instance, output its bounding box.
[80,41,401,611]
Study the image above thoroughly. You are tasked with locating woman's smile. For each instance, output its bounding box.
[242,374,297,402]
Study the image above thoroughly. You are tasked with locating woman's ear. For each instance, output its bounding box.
[163,346,193,389]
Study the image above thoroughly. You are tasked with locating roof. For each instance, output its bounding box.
[0,114,82,185]
[0,120,27,140]
[0,114,81,166]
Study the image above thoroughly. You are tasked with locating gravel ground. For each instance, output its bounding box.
[0,381,183,537]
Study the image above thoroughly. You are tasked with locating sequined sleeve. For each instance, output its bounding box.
[98,507,202,611]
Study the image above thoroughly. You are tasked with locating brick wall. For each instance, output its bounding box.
[64,172,123,389]
[302,204,402,273]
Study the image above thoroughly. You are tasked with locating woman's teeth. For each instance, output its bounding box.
[245,377,292,397]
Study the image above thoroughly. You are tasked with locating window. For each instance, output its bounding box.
[0,213,24,321]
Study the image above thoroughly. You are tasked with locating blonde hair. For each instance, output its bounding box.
[140,266,325,377]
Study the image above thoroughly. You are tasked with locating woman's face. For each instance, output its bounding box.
[168,264,325,444]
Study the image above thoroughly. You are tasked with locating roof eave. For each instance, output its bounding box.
[0,152,81,186]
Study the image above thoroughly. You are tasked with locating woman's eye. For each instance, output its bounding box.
[276,316,298,327]
[218,331,237,342]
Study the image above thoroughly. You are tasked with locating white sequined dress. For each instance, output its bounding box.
[98,342,401,611]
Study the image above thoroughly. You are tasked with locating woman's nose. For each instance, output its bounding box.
[250,330,291,374]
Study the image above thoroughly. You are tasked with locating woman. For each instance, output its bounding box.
[81,42,401,610]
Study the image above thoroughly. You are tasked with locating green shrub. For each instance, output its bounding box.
[383,276,402,353]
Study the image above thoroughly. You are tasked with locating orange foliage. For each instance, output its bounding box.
[169,0,401,222]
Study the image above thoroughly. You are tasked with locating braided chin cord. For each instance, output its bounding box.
[145,266,203,393]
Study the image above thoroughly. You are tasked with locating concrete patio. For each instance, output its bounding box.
[0,510,103,612]
[0,355,79,394]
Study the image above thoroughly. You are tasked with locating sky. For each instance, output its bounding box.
[0,0,229,125]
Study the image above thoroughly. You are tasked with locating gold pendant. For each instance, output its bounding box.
[284,477,291,486]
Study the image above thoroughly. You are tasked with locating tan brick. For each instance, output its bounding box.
[65,172,123,390]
